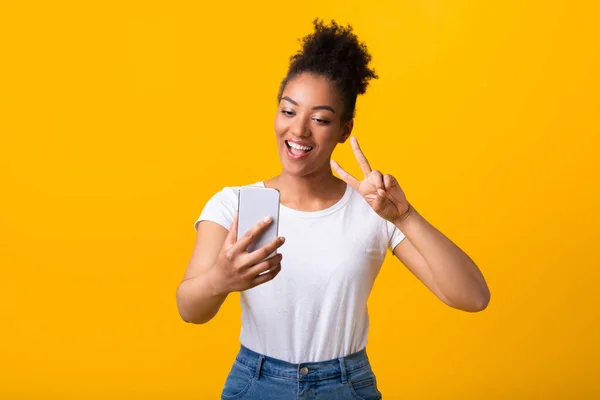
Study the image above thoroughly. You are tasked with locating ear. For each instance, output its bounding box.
[338,119,354,143]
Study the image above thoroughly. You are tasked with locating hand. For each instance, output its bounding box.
[331,136,412,224]
[211,212,285,294]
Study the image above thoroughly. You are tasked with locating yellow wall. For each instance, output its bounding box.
[1,1,598,398]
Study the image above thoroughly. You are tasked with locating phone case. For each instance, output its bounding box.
[237,186,281,260]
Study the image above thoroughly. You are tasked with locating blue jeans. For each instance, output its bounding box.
[221,345,382,400]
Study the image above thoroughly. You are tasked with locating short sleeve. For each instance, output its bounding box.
[387,220,406,251]
[193,187,239,232]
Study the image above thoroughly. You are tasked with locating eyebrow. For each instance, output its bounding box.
[281,96,336,113]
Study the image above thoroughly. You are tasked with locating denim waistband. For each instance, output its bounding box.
[234,344,371,383]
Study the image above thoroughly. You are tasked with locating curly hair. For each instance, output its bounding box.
[277,18,378,122]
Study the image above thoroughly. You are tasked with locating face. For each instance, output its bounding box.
[274,73,353,177]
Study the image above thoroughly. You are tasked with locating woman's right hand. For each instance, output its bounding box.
[209,212,285,295]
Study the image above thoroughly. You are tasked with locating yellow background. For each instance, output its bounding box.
[1,1,599,398]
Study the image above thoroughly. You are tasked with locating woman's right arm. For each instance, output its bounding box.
[176,213,284,324]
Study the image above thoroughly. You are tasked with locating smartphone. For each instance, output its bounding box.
[237,186,281,260]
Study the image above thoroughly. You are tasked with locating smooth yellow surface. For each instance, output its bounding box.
[1,1,599,398]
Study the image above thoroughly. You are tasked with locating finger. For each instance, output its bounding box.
[250,263,282,288]
[331,160,360,190]
[370,170,384,190]
[383,174,399,190]
[247,253,283,276]
[367,188,388,203]
[225,211,239,246]
[231,216,273,253]
[383,174,403,203]
[351,137,372,178]
[244,236,286,266]
[372,190,388,210]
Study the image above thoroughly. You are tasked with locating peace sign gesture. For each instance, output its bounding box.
[331,137,412,224]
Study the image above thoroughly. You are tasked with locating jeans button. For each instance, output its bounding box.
[300,367,309,376]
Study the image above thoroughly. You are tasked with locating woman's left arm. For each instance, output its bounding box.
[390,205,490,312]
[332,137,490,312]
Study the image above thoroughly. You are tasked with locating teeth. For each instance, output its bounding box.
[287,141,312,151]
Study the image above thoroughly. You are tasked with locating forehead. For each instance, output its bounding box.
[281,73,342,107]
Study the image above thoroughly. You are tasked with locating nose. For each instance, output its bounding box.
[289,114,310,138]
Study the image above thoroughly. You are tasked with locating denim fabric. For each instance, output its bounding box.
[221,345,382,400]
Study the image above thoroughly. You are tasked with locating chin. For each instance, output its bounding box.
[280,161,309,177]
[281,160,326,179]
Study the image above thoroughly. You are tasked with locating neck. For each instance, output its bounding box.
[265,167,346,211]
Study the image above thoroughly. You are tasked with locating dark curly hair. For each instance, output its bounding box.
[277,18,378,122]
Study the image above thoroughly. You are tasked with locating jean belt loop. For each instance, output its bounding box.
[339,356,348,384]
[255,355,265,380]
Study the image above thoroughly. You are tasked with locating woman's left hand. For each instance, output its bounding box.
[331,137,412,224]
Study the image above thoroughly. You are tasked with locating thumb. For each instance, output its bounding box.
[372,190,387,211]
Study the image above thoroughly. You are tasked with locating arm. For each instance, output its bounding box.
[176,215,285,324]
[176,221,230,324]
[391,206,490,312]
[331,136,490,313]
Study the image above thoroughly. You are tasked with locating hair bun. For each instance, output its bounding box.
[278,18,378,121]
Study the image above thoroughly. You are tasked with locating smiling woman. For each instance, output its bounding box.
[177,18,490,400]
[275,74,348,170]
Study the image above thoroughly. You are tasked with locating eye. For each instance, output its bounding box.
[281,110,295,117]
[313,117,330,124]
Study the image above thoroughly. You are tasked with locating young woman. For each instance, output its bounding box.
[177,19,490,400]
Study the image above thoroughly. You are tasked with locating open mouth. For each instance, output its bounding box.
[285,140,314,158]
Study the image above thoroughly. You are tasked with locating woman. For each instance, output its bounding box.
[177,19,490,400]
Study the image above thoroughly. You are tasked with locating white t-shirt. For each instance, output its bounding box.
[194,181,405,363]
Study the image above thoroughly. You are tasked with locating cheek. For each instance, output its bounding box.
[273,114,287,136]
[320,127,342,146]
